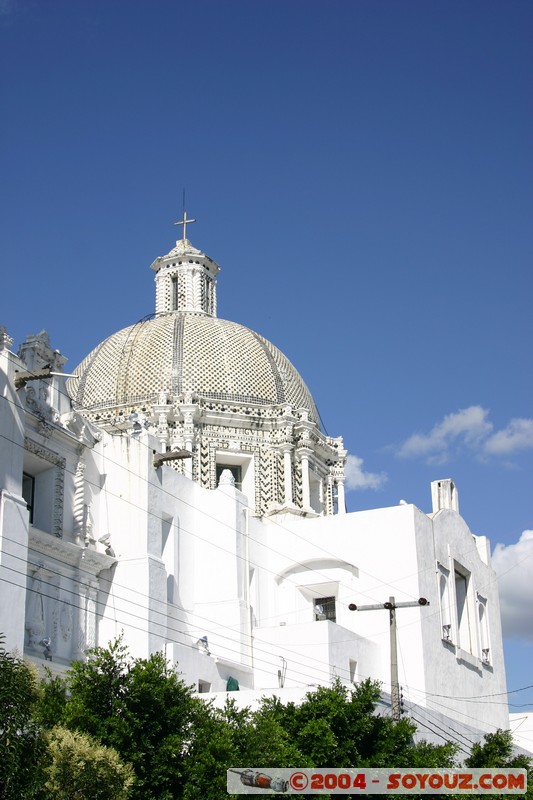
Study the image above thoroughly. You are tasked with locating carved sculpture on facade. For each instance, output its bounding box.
[26,567,45,648]
[60,598,73,642]
[218,468,235,486]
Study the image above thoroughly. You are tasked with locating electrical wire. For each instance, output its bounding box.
[0,384,425,610]
[1,365,532,720]
[0,561,341,690]
[3,536,530,741]
[3,367,511,617]
[4,412,528,712]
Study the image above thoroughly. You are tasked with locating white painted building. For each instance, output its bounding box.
[510,713,533,755]
[0,226,509,743]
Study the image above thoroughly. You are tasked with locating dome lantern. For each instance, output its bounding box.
[150,212,220,317]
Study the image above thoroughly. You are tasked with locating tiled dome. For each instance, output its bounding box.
[68,312,319,422]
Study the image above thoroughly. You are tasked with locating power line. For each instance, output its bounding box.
[2,369,515,615]
[4,540,531,723]
[2,540,527,742]
[0,384,425,609]
[0,562,340,690]
[1,365,530,721]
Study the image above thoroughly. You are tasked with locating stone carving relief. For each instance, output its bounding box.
[60,598,73,642]
[0,326,14,351]
[24,438,66,537]
[26,569,45,648]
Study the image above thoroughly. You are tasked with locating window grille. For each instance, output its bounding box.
[314,596,336,622]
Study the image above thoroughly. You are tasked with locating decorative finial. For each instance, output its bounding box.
[174,210,196,242]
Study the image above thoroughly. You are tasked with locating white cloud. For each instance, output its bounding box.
[492,531,533,642]
[345,454,387,491]
[396,406,493,460]
[395,406,533,463]
[484,419,533,456]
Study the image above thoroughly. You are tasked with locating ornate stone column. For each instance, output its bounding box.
[299,447,313,511]
[337,478,346,514]
[281,444,294,507]
[25,565,45,650]
[59,588,74,648]
[86,585,97,651]
[193,268,202,310]
[185,267,195,310]
[69,547,115,659]
[179,395,198,480]
[325,475,335,516]
[73,457,86,545]
[154,396,170,450]
[211,279,217,316]
[73,573,88,660]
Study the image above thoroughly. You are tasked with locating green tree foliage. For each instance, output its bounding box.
[35,669,68,729]
[181,695,309,800]
[223,680,457,799]
[182,679,458,800]
[0,639,48,800]
[39,726,134,800]
[6,634,533,800]
[39,638,200,800]
[466,728,526,768]
[181,699,238,800]
[465,729,532,800]
[34,639,531,800]
[258,679,457,771]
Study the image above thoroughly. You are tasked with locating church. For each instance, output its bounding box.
[0,218,510,743]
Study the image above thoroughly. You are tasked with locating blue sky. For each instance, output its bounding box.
[1,0,532,721]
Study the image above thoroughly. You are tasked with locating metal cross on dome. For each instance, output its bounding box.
[174,210,197,242]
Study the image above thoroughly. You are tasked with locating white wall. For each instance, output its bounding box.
[421,508,508,731]
[96,429,252,675]
[510,712,533,755]
[251,505,426,694]
[0,348,29,652]
[0,345,511,739]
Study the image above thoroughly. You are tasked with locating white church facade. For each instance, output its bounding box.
[0,224,510,742]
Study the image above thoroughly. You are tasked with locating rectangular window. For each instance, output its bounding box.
[477,594,491,664]
[172,276,178,310]
[437,563,452,641]
[314,596,336,622]
[454,567,473,653]
[198,679,211,693]
[22,472,35,524]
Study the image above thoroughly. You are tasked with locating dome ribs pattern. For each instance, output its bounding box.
[115,319,151,407]
[250,330,286,404]
[172,315,184,396]
[70,313,318,421]
[72,329,136,411]
[74,340,106,408]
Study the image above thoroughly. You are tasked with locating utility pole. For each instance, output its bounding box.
[348,596,429,720]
